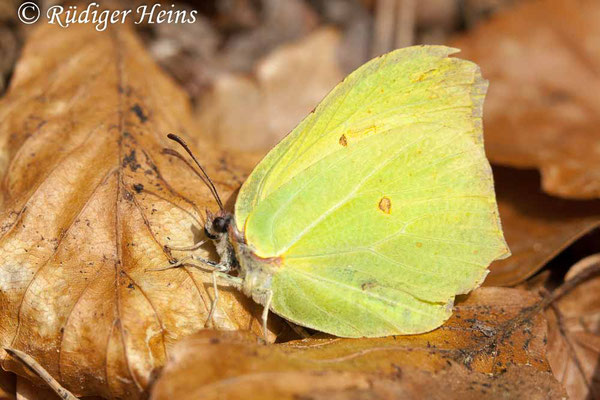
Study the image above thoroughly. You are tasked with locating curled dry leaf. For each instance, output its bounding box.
[151,288,565,400]
[487,167,600,286]
[546,254,600,399]
[452,0,600,199]
[0,21,279,399]
[196,28,345,151]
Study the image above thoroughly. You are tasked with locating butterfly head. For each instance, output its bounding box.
[204,210,240,273]
[204,210,234,241]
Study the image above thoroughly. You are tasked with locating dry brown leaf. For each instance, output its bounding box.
[151,288,565,400]
[0,21,280,399]
[487,167,600,286]
[452,0,600,199]
[196,27,345,151]
[153,360,562,400]
[546,254,600,399]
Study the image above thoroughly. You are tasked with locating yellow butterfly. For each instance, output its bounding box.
[165,45,510,339]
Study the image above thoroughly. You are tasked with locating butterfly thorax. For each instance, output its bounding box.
[204,212,239,272]
[205,211,276,307]
[230,234,277,306]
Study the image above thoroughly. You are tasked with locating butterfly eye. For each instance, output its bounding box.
[212,217,229,233]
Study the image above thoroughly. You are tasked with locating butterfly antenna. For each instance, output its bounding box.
[162,148,211,188]
[167,133,224,211]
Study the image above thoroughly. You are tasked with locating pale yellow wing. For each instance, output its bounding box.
[234,46,510,337]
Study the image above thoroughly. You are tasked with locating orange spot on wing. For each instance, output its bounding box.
[378,197,392,214]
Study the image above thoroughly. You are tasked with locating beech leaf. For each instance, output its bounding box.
[546,254,600,399]
[0,22,278,399]
[487,167,600,286]
[151,288,565,400]
[452,0,600,199]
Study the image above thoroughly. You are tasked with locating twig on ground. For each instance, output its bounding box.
[4,348,79,400]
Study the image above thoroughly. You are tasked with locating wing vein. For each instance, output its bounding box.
[288,271,405,334]
[275,127,452,254]
[292,268,440,318]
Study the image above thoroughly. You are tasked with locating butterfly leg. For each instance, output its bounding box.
[146,255,193,271]
[261,290,273,343]
[164,240,206,251]
[206,271,220,328]
[206,270,242,328]
[147,254,219,272]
